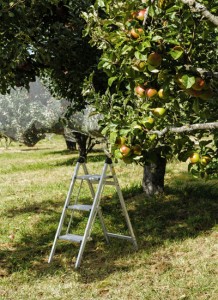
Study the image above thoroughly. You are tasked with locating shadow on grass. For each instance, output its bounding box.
[54,154,107,167]
[0,175,217,283]
[45,149,77,156]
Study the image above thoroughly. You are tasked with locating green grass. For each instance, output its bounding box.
[0,136,217,300]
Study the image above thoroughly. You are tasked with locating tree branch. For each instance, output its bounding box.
[180,0,218,26]
[149,122,218,137]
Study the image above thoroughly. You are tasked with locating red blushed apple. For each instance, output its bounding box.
[120,145,131,157]
[199,89,213,100]
[136,9,147,21]
[130,28,143,39]
[132,144,142,155]
[145,88,157,98]
[147,52,162,67]
[186,88,202,97]
[135,85,146,97]
[192,77,205,91]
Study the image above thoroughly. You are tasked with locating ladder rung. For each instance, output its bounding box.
[59,234,83,243]
[107,233,134,242]
[67,204,92,211]
[76,174,113,181]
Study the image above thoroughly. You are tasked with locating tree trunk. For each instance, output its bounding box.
[142,154,167,196]
[73,132,88,159]
[65,139,77,151]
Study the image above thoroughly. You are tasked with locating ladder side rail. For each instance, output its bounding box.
[82,161,109,244]
[75,163,109,269]
[82,163,95,198]
[109,164,138,250]
[66,179,84,234]
[48,161,81,263]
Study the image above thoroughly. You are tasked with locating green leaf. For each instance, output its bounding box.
[108,76,117,87]
[109,131,117,144]
[169,48,184,60]
[192,99,199,114]
[134,51,147,60]
[181,75,195,89]
[97,0,105,7]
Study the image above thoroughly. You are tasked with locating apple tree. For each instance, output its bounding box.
[82,0,218,195]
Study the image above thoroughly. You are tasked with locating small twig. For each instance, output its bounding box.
[143,0,155,26]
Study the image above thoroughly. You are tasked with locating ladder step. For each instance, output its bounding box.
[59,234,83,243]
[76,174,113,181]
[67,204,92,211]
[107,233,134,242]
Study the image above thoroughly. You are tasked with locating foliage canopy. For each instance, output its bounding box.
[82,0,218,178]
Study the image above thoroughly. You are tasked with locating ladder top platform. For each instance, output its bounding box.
[76,174,113,181]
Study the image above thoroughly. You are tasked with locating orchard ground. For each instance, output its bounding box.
[0,135,217,300]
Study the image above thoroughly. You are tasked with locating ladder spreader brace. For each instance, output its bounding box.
[48,155,138,269]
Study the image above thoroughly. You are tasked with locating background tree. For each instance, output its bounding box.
[0,78,103,150]
[0,0,105,154]
[82,0,218,195]
[0,0,98,110]
[0,79,65,146]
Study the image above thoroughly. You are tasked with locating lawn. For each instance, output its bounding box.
[0,135,217,300]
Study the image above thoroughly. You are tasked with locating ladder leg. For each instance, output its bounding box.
[48,161,81,263]
[97,207,109,244]
[75,163,109,269]
[109,164,138,250]
[82,163,109,243]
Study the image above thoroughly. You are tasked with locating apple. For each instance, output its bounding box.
[192,77,205,91]
[199,89,213,100]
[147,52,162,67]
[152,107,166,117]
[145,88,157,98]
[186,88,202,97]
[122,156,133,164]
[176,75,186,89]
[143,117,155,129]
[135,85,146,97]
[114,149,123,159]
[130,28,143,39]
[149,134,157,141]
[115,136,126,147]
[136,9,147,21]
[189,152,200,164]
[120,145,132,157]
[135,60,146,71]
[158,88,165,99]
[132,144,142,155]
[200,156,211,166]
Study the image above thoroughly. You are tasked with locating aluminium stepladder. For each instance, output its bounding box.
[48,155,138,269]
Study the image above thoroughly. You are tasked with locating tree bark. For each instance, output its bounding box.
[65,139,77,151]
[73,132,88,159]
[142,154,167,196]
